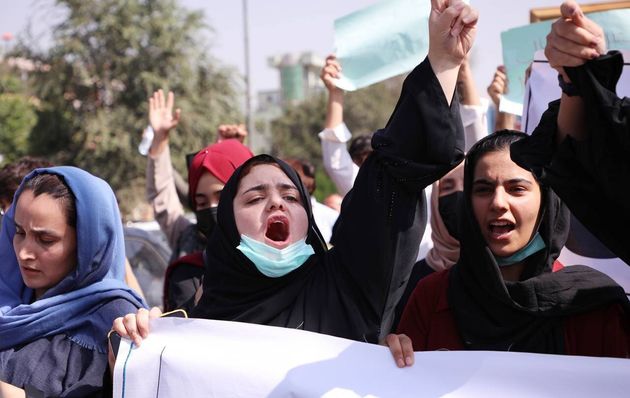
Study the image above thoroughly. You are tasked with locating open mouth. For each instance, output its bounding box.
[265,215,290,243]
[488,220,515,237]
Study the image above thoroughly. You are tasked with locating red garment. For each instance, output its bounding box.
[188,139,253,209]
[397,268,630,357]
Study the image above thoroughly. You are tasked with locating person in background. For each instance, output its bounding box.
[283,158,339,244]
[146,90,254,311]
[487,65,517,131]
[0,167,146,396]
[0,157,53,215]
[323,193,342,213]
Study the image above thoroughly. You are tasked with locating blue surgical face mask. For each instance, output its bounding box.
[237,234,315,278]
[494,232,546,267]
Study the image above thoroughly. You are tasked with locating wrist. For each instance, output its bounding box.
[557,74,580,97]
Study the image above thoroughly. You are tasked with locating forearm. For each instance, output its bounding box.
[457,62,480,106]
[325,89,344,129]
[556,94,587,144]
[428,57,460,107]
[146,146,189,249]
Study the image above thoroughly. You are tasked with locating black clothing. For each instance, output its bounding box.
[448,130,629,355]
[191,58,465,342]
[392,258,435,331]
[511,51,630,265]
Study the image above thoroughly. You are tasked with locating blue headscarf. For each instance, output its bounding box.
[0,166,146,353]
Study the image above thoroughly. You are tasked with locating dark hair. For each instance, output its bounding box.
[238,154,280,179]
[23,174,77,228]
[348,134,373,166]
[464,130,528,180]
[282,158,316,195]
[0,157,54,205]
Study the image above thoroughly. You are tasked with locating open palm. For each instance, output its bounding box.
[149,89,181,139]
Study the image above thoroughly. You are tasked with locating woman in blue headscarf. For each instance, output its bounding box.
[0,166,146,397]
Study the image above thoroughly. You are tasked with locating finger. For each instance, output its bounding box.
[173,109,181,124]
[545,45,587,68]
[149,97,155,113]
[166,91,175,112]
[149,306,163,319]
[431,0,446,13]
[399,334,414,366]
[460,5,479,26]
[385,334,405,368]
[157,89,164,109]
[495,70,507,81]
[122,313,142,346]
[136,308,151,339]
[548,31,599,60]
[552,19,599,48]
[560,1,580,23]
[498,65,506,73]
[112,316,129,338]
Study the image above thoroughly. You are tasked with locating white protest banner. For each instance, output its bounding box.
[114,317,630,398]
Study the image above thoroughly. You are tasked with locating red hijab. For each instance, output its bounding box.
[188,139,253,210]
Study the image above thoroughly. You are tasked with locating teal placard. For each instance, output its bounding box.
[501,8,630,116]
[333,0,431,91]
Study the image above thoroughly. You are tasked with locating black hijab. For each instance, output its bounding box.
[191,155,328,324]
[448,131,628,354]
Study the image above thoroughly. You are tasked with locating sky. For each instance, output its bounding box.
[0,0,616,106]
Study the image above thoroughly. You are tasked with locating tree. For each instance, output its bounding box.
[269,76,404,199]
[13,0,242,217]
[0,69,37,162]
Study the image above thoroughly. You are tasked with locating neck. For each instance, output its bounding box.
[499,261,525,282]
[34,288,46,301]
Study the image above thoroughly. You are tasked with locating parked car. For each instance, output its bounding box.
[123,222,172,308]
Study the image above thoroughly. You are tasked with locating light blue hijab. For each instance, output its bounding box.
[0,166,146,353]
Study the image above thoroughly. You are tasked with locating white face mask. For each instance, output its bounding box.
[236,234,315,278]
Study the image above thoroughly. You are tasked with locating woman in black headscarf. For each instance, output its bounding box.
[113,0,479,345]
[387,131,629,367]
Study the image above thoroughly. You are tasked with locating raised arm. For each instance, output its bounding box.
[330,0,476,340]
[545,0,606,144]
[145,90,191,249]
[318,54,358,196]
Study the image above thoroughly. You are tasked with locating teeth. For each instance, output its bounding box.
[490,221,511,226]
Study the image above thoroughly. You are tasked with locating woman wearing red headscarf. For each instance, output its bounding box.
[145,90,253,310]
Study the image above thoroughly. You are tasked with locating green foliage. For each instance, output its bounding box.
[269,76,404,198]
[0,94,37,162]
[12,0,242,217]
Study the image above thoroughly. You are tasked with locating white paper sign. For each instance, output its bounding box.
[114,317,630,398]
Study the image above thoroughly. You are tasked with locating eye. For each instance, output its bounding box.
[38,236,56,245]
[284,194,299,202]
[14,225,25,236]
[472,186,492,195]
[246,196,263,205]
[509,185,528,194]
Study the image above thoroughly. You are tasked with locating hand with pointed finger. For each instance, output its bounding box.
[545,1,606,79]
[428,0,479,73]
[383,333,415,368]
[111,307,163,347]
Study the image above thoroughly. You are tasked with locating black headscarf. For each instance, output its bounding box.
[191,155,328,324]
[448,131,628,354]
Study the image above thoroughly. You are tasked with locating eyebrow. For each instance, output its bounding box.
[14,222,62,237]
[242,183,298,195]
[473,178,534,186]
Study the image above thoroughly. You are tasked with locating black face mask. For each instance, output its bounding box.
[438,191,463,240]
[195,206,218,239]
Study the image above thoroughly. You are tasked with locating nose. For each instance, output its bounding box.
[266,191,286,212]
[490,188,509,211]
[16,239,36,262]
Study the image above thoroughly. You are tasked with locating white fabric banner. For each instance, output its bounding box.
[113,318,630,398]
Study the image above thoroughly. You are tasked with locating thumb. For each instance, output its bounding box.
[561,1,586,28]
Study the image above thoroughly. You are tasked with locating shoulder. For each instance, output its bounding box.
[407,269,451,313]
[98,297,143,319]
[1,334,107,396]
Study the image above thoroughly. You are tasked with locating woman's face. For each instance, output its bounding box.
[234,164,309,250]
[438,162,464,198]
[195,170,224,210]
[471,150,541,257]
[13,190,77,299]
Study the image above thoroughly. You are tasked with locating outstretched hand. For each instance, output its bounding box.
[149,89,181,141]
[487,65,508,108]
[428,0,478,73]
[545,1,606,80]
